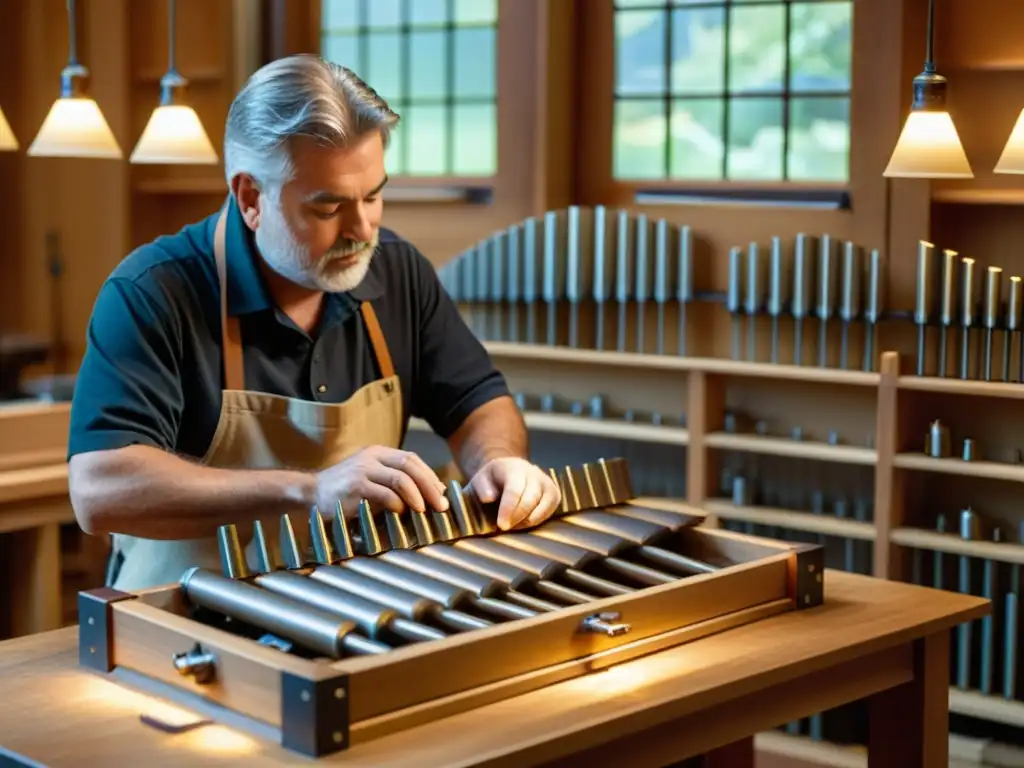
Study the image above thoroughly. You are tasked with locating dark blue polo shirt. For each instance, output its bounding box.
[67,197,509,461]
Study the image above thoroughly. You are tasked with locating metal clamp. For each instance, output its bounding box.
[580,611,631,637]
[172,642,218,684]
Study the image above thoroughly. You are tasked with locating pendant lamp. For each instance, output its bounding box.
[0,105,16,151]
[994,110,1024,174]
[130,0,218,165]
[28,0,122,159]
[883,0,972,179]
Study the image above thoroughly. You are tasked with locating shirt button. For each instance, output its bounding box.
[313,354,321,363]
[318,385,327,394]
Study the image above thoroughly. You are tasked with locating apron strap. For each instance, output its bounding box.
[214,200,397,387]
[214,205,246,392]
[359,302,396,379]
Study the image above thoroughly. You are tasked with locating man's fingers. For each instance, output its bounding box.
[496,470,527,530]
[470,468,500,505]
[509,479,544,532]
[365,466,427,513]
[375,449,447,511]
[359,483,407,514]
[524,477,561,527]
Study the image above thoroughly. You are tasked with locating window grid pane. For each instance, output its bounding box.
[320,0,498,177]
[613,0,852,182]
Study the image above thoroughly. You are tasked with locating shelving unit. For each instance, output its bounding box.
[408,413,689,445]
[450,340,1024,764]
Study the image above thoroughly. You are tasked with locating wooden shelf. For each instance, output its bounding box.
[754,732,864,768]
[409,414,689,445]
[703,500,877,541]
[705,432,877,466]
[894,453,1024,483]
[897,375,1024,401]
[0,465,68,509]
[133,178,226,195]
[890,527,1024,565]
[482,342,881,386]
[949,688,1024,729]
[932,188,1024,206]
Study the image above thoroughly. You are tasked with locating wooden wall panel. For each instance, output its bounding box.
[6,0,131,373]
[0,0,1019,377]
[0,1,26,331]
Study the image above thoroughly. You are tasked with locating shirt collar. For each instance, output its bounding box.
[216,195,385,316]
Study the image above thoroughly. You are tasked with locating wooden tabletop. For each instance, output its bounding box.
[0,570,988,768]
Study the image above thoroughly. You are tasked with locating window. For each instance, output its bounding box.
[320,0,498,178]
[612,0,853,183]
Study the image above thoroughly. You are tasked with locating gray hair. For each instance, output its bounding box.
[223,54,400,188]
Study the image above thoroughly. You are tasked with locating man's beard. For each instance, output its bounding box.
[255,202,378,293]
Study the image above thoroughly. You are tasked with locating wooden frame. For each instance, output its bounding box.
[77,523,824,758]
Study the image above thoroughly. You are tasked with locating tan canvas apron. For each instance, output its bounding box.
[110,207,404,591]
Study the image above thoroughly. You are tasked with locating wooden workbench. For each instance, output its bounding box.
[0,571,987,767]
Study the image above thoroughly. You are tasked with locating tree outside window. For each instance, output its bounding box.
[612,0,852,183]
[320,0,498,178]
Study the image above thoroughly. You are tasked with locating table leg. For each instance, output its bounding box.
[868,631,949,768]
[703,737,754,767]
[662,738,755,768]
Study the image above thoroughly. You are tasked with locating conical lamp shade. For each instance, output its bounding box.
[0,105,17,151]
[883,110,973,178]
[130,104,218,165]
[28,96,122,159]
[995,108,1024,175]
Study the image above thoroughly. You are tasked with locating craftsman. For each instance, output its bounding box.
[65,54,560,591]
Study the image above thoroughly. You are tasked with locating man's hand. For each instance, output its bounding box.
[315,446,448,517]
[467,457,561,530]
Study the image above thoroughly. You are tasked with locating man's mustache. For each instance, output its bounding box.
[328,239,371,258]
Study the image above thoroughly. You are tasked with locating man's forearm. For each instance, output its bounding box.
[69,444,317,540]
[448,396,529,478]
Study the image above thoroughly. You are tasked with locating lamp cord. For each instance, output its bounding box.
[66,0,78,66]
[168,0,178,74]
[924,0,935,73]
